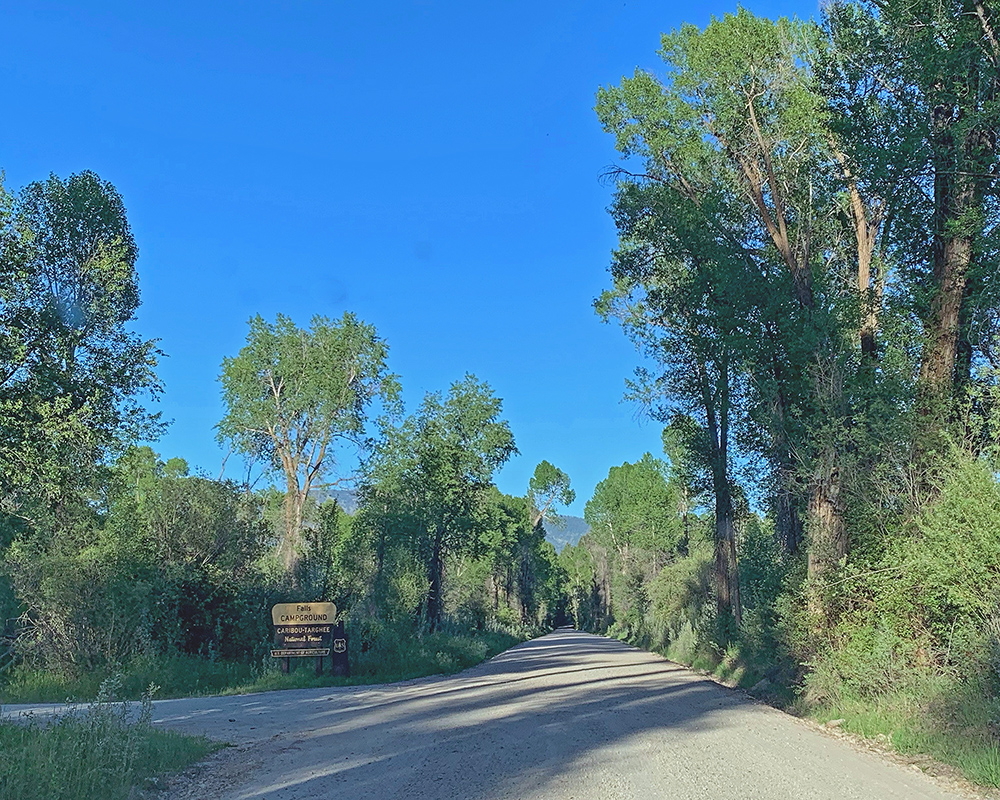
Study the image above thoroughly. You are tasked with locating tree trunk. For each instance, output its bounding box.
[806,352,849,579]
[955,272,978,396]
[835,146,885,373]
[919,101,983,408]
[426,532,444,633]
[696,352,742,628]
[767,349,804,556]
[488,573,499,612]
[713,481,741,626]
[518,538,535,624]
[919,193,975,402]
[775,482,803,555]
[280,476,304,581]
[806,454,846,579]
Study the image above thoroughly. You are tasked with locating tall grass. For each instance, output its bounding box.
[1,628,522,703]
[810,687,1000,788]
[0,680,216,800]
[225,628,520,694]
[1,652,258,704]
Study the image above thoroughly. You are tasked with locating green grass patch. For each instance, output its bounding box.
[811,690,1000,789]
[223,628,520,695]
[0,693,217,800]
[1,652,257,704]
[1,629,522,703]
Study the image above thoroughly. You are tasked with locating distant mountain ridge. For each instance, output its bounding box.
[541,515,589,552]
[326,488,359,514]
[316,488,588,551]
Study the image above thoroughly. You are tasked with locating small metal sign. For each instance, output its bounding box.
[271,647,331,658]
[333,638,347,653]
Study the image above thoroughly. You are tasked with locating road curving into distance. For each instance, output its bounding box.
[5,628,982,799]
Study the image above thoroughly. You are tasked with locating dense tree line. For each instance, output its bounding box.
[569,0,1000,767]
[0,172,566,687]
[2,1,997,780]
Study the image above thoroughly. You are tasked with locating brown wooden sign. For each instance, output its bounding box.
[275,623,332,645]
[270,603,336,659]
[271,602,336,625]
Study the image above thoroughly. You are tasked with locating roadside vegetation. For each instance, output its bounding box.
[2,628,520,703]
[0,171,565,702]
[566,0,1000,789]
[562,455,1000,788]
[2,0,1000,795]
[0,171,566,795]
[0,684,217,800]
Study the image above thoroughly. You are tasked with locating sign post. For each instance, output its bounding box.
[270,602,337,673]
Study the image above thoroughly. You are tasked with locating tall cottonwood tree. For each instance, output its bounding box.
[361,375,516,632]
[595,178,755,623]
[584,454,686,630]
[818,0,1000,504]
[0,172,161,530]
[835,0,1000,415]
[584,454,682,560]
[894,0,1000,404]
[596,10,888,584]
[559,540,598,629]
[479,487,560,625]
[820,5,922,371]
[218,313,397,577]
[527,461,575,528]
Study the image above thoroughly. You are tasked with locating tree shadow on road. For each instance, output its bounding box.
[161,629,760,800]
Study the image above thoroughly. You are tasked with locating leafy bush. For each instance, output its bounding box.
[791,451,1000,786]
[805,620,921,704]
[893,454,1000,640]
[5,542,159,671]
[351,623,517,682]
[646,541,713,651]
[809,453,1000,695]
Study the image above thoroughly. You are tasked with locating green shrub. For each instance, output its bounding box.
[893,454,1000,640]
[794,451,1000,787]
[805,619,922,704]
[351,624,516,682]
[647,543,713,637]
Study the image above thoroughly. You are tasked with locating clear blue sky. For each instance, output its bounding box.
[3,0,815,516]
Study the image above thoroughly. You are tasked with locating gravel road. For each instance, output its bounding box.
[4,628,984,799]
